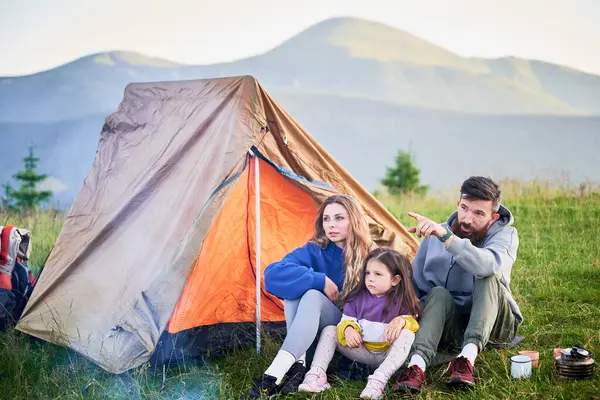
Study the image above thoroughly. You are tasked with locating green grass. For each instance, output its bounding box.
[1,189,599,399]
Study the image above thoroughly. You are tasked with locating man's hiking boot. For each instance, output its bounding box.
[392,365,426,394]
[240,374,280,399]
[447,356,475,387]
[278,361,307,394]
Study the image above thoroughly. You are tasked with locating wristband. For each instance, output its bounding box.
[438,229,453,243]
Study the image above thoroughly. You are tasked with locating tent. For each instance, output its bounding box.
[16,76,419,374]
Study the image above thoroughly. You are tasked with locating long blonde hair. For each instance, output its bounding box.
[311,194,373,302]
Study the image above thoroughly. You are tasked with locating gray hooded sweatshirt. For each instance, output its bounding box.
[412,205,523,325]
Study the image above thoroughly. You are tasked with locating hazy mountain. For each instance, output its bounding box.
[1,17,599,206]
[2,17,600,123]
[269,91,600,191]
[2,95,598,206]
[0,114,105,205]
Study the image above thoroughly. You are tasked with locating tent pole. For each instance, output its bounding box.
[254,153,261,354]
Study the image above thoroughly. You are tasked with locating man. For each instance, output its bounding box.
[393,176,522,393]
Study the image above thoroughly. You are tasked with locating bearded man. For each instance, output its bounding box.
[393,176,522,393]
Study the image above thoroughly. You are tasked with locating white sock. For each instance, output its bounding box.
[407,354,427,372]
[264,350,297,384]
[297,352,306,365]
[458,343,479,366]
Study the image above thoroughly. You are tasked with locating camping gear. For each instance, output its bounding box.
[0,226,36,331]
[554,348,562,359]
[511,355,532,379]
[518,350,539,368]
[555,346,595,380]
[15,76,419,374]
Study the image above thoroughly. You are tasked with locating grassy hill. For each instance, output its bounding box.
[1,186,598,398]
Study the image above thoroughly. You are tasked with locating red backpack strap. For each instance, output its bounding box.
[0,226,18,279]
[0,226,13,290]
[0,273,11,290]
[28,271,36,286]
[0,225,12,266]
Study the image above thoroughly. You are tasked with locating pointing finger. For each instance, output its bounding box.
[407,212,422,220]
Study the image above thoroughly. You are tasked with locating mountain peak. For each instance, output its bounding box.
[271,16,472,69]
[89,51,183,68]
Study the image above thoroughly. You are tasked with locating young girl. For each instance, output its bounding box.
[242,194,373,400]
[298,247,421,399]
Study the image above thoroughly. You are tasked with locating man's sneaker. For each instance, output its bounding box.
[392,365,426,394]
[447,356,475,387]
[240,374,280,399]
[278,361,307,395]
[360,375,386,399]
[298,368,331,393]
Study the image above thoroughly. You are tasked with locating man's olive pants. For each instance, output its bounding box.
[410,276,517,366]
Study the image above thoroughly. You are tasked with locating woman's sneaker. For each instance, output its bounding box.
[240,374,281,399]
[278,361,307,394]
[297,368,331,392]
[360,376,386,399]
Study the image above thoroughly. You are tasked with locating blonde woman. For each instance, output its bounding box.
[242,194,373,399]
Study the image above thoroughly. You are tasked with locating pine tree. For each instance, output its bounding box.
[3,146,53,212]
[381,150,429,196]
[1,183,15,211]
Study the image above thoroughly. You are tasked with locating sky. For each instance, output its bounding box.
[1,0,599,76]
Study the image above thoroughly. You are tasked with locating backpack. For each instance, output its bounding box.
[0,225,36,331]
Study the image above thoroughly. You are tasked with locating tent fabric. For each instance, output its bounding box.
[16,76,419,374]
[167,157,316,332]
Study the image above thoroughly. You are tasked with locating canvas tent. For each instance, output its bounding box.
[16,76,419,374]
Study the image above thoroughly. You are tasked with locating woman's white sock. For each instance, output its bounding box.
[264,350,296,384]
[297,352,306,365]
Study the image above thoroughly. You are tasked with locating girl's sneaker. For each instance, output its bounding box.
[297,368,331,393]
[360,376,386,399]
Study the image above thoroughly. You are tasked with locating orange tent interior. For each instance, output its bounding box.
[153,156,322,364]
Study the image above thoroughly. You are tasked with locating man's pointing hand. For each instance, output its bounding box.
[407,212,447,239]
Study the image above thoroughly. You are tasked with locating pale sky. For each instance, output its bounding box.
[1,0,599,76]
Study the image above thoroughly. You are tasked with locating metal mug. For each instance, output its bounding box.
[511,354,532,378]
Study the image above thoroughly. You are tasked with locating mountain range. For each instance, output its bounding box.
[1,17,599,205]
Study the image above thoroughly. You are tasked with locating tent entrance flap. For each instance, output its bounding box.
[166,157,318,334]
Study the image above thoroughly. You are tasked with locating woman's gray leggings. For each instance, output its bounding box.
[280,289,342,359]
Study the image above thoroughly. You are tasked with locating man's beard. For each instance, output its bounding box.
[451,219,488,247]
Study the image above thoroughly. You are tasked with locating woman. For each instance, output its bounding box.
[242,194,373,399]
